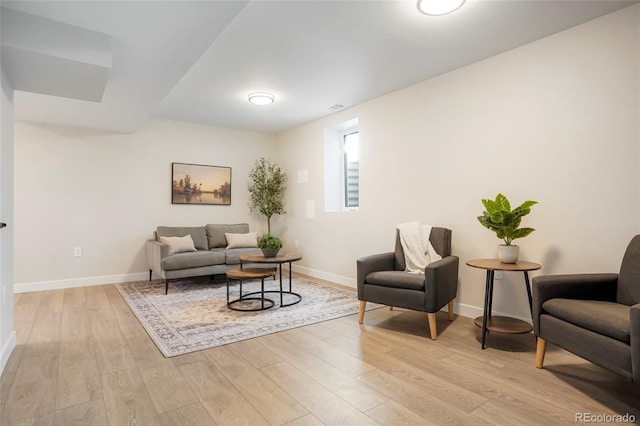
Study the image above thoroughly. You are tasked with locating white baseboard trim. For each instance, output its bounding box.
[449,302,481,319]
[1,330,16,374]
[12,269,533,326]
[290,265,532,324]
[290,264,356,288]
[14,272,149,293]
[449,301,533,324]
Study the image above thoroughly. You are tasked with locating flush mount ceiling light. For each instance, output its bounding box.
[417,0,466,16]
[248,92,275,106]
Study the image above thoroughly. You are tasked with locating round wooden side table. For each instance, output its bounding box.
[226,268,278,311]
[239,253,303,307]
[466,258,542,349]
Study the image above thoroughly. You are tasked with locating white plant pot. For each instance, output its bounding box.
[498,245,519,264]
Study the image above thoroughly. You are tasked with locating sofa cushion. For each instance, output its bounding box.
[542,298,631,344]
[160,250,225,271]
[225,232,258,248]
[157,226,208,251]
[365,271,425,291]
[210,247,263,265]
[159,235,197,256]
[206,223,250,248]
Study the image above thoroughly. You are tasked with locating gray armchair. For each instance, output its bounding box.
[356,227,459,339]
[533,235,640,383]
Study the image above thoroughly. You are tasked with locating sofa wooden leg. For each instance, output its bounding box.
[536,337,547,368]
[358,301,366,324]
[448,300,455,321]
[389,306,394,311]
[165,280,169,295]
[427,313,438,340]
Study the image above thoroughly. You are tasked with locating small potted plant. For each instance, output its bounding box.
[477,193,537,263]
[257,233,283,258]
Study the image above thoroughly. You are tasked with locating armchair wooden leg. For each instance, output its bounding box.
[536,337,547,369]
[427,313,438,340]
[389,306,394,311]
[447,300,455,321]
[358,301,366,324]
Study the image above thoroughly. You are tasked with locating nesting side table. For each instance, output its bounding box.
[239,253,303,308]
[226,267,278,311]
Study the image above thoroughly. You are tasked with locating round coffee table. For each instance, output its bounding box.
[226,267,277,311]
[239,253,303,307]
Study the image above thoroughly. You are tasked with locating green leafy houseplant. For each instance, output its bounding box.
[248,158,287,235]
[257,233,283,249]
[257,233,283,258]
[477,193,537,246]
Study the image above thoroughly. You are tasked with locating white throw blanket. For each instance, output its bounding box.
[397,222,442,274]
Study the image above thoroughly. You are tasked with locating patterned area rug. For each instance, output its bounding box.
[115,276,382,357]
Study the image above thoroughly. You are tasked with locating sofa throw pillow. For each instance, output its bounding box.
[206,223,250,248]
[225,232,258,249]
[160,235,197,256]
[157,226,208,250]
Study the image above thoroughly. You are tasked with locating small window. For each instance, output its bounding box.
[324,119,359,212]
[343,132,359,208]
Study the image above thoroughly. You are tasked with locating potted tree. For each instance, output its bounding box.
[248,158,287,257]
[477,193,537,263]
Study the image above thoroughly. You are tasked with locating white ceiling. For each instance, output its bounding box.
[2,0,637,134]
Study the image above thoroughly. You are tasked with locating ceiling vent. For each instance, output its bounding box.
[329,104,344,110]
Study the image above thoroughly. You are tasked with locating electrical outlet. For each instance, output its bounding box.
[494,271,503,280]
[74,247,82,257]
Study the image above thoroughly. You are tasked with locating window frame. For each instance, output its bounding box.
[323,118,359,213]
[341,130,359,211]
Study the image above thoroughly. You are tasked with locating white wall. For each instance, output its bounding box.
[14,118,275,291]
[10,5,640,324]
[1,62,16,373]
[275,6,640,321]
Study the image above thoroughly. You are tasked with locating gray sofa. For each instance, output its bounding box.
[146,223,271,294]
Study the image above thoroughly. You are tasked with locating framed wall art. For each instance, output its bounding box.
[171,162,231,205]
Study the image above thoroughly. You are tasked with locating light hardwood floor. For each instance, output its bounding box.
[1,281,639,425]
